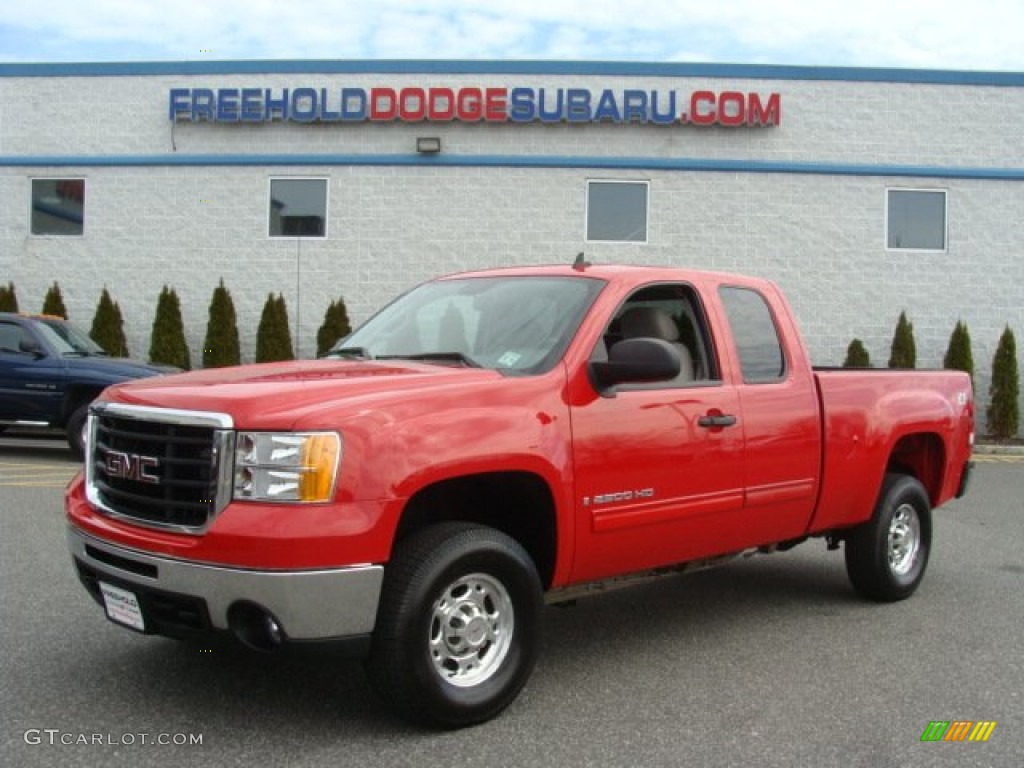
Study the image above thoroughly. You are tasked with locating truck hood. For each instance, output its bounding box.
[66,354,177,380]
[102,359,506,429]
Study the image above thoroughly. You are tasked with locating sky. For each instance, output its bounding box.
[0,0,1021,72]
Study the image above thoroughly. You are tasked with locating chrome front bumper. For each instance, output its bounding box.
[67,526,383,641]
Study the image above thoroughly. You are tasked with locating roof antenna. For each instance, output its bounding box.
[573,252,591,271]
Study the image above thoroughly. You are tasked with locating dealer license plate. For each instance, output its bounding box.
[99,582,146,632]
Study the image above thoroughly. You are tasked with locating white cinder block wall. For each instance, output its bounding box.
[1,62,1021,433]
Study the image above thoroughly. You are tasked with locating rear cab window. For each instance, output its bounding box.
[717,286,787,383]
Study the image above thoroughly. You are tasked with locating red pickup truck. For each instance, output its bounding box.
[65,263,974,727]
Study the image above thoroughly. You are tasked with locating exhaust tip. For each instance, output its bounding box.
[228,602,286,652]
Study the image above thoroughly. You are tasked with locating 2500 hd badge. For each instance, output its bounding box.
[583,487,655,506]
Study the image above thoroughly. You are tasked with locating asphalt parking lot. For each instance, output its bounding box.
[1,434,1021,767]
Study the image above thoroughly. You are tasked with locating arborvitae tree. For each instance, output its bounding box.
[202,279,241,368]
[843,339,871,368]
[90,287,129,356]
[149,285,191,370]
[888,311,917,369]
[255,294,275,363]
[943,320,974,385]
[316,296,353,356]
[41,282,68,318]
[256,293,294,363]
[109,300,129,357]
[275,294,295,360]
[986,325,1020,440]
[0,281,18,312]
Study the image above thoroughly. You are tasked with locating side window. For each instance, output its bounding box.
[0,322,30,354]
[718,287,785,383]
[595,283,718,385]
[585,180,648,243]
[268,178,328,237]
[886,188,946,251]
[31,178,85,236]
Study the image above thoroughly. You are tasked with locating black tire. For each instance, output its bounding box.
[66,403,89,460]
[845,473,932,602]
[366,523,543,728]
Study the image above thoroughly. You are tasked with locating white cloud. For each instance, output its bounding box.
[1,0,1021,70]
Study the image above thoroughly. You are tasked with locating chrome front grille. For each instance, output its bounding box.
[86,403,235,533]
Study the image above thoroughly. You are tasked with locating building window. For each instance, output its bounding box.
[586,180,648,243]
[718,286,786,383]
[886,189,946,251]
[31,178,85,236]
[269,178,328,237]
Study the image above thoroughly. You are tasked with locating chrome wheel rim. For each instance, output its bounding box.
[888,503,921,576]
[429,573,514,688]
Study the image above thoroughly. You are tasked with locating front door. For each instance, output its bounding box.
[568,282,747,583]
[0,320,63,423]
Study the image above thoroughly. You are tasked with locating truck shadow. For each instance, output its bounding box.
[93,634,401,734]
[78,550,859,736]
[542,551,857,655]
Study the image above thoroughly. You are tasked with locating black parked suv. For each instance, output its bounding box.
[0,313,176,458]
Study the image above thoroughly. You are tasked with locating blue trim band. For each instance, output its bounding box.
[1,60,1021,86]
[2,153,1022,180]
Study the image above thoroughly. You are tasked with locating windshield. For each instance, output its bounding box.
[31,320,78,355]
[37,317,107,356]
[329,275,604,374]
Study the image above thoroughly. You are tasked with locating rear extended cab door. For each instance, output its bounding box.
[711,280,822,544]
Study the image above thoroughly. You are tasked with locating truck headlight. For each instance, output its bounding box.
[233,432,341,503]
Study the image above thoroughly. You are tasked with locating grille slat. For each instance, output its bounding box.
[89,407,231,532]
[100,423,213,446]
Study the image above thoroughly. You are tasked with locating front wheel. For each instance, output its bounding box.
[366,523,543,728]
[65,403,89,461]
[844,473,932,602]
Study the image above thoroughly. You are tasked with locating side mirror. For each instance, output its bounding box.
[18,338,46,358]
[589,337,681,393]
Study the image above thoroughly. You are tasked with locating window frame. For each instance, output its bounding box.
[267,177,329,239]
[884,187,947,253]
[584,179,650,244]
[594,281,720,390]
[30,177,86,237]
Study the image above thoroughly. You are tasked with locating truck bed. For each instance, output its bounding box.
[810,367,973,533]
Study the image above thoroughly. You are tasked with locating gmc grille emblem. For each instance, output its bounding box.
[104,450,160,484]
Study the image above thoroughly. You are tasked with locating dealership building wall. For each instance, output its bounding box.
[1,61,1022,431]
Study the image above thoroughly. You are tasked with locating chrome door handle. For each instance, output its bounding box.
[698,413,737,428]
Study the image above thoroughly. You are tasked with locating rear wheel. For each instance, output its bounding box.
[845,473,932,602]
[366,523,543,728]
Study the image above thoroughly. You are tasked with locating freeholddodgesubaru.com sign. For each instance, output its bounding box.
[169,85,781,127]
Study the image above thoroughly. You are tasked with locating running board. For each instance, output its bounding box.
[544,537,809,605]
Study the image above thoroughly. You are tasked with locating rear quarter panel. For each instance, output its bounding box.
[811,368,973,532]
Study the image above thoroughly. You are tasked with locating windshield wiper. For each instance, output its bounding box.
[327,346,373,360]
[376,352,482,368]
